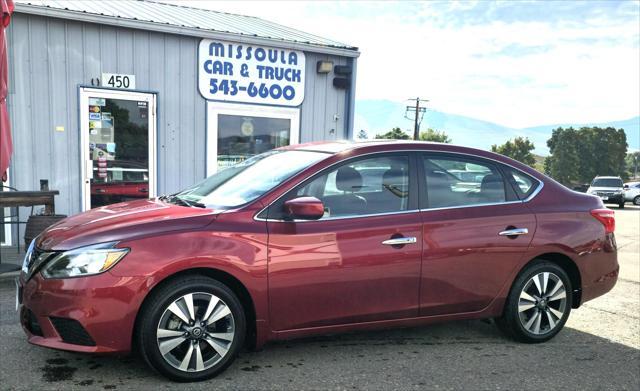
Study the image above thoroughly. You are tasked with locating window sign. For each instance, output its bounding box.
[198,39,306,106]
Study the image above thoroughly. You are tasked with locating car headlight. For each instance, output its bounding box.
[22,238,36,274]
[41,242,129,279]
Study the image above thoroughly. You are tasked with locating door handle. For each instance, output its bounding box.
[382,237,417,246]
[85,160,94,179]
[498,228,529,236]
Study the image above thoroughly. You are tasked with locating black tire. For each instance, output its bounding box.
[496,260,572,343]
[24,214,67,247]
[634,196,640,206]
[137,276,246,382]
[619,202,625,209]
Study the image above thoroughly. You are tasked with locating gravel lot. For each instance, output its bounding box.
[1,206,638,390]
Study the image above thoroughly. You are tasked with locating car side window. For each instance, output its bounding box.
[266,155,410,220]
[423,155,507,208]
[503,167,539,199]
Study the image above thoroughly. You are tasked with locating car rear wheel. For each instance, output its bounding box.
[137,276,246,382]
[634,196,640,206]
[496,261,572,343]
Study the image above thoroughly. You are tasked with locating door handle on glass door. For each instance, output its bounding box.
[498,228,529,236]
[381,237,417,246]
[85,160,94,179]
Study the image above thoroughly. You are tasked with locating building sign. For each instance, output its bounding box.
[198,39,305,107]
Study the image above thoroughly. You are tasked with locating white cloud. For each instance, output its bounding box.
[173,1,640,128]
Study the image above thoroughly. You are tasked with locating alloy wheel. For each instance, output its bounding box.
[156,292,235,372]
[517,272,567,335]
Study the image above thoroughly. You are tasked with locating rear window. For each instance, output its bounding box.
[592,178,623,187]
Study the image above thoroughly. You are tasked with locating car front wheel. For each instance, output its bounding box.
[137,276,246,382]
[634,196,640,206]
[496,261,572,343]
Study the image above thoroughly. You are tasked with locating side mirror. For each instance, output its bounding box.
[623,185,629,189]
[283,196,325,220]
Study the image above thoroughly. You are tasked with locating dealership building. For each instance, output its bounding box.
[2,0,359,247]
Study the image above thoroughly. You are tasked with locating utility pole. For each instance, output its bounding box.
[405,97,427,140]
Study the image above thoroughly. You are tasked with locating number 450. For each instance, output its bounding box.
[107,75,131,89]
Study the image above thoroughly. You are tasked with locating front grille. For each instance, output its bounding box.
[50,317,96,346]
[22,309,43,337]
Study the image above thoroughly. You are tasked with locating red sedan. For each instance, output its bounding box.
[17,141,618,382]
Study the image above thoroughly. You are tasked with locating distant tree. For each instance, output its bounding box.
[491,137,536,166]
[544,127,582,185]
[357,129,368,140]
[544,127,628,185]
[419,128,451,143]
[575,127,628,181]
[625,151,640,180]
[375,127,410,140]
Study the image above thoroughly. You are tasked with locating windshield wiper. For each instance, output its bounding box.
[159,194,206,208]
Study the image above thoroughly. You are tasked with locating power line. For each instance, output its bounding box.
[405,97,428,140]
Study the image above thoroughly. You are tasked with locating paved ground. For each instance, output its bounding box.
[0,206,638,390]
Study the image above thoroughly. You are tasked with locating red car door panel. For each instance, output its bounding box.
[266,153,422,331]
[419,204,536,316]
[267,214,422,331]
[418,153,537,316]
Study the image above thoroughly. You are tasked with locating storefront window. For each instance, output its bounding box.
[217,114,291,169]
[206,102,300,175]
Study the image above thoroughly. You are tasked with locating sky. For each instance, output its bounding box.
[175,0,640,129]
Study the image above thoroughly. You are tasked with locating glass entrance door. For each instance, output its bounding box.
[206,102,300,175]
[80,88,156,210]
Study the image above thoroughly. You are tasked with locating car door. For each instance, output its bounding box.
[262,153,423,331]
[418,152,537,316]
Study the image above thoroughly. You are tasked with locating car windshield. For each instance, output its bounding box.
[173,150,328,209]
[592,178,623,187]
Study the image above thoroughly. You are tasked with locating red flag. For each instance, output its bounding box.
[1,0,14,182]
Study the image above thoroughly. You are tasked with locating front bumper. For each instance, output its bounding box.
[595,194,624,204]
[17,271,148,354]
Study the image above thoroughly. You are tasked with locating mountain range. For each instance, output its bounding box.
[354,100,640,155]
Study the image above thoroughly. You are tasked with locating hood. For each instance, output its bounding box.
[36,199,217,251]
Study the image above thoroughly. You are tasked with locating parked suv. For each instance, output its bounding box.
[17,141,619,382]
[587,176,625,208]
[624,182,640,205]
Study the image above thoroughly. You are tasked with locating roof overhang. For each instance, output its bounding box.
[14,3,360,58]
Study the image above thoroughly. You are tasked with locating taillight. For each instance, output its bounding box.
[591,209,615,234]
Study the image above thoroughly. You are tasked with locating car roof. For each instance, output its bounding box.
[281,140,475,154]
[277,140,547,182]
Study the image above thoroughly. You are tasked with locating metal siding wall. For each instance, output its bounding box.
[147,31,166,192]
[300,52,350,143]
[5,14,353,245]
[48,19,70,213]
[5,14,206,241]
[65,22,83,213]
[179,37,198,189]
[162,34,181,193]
